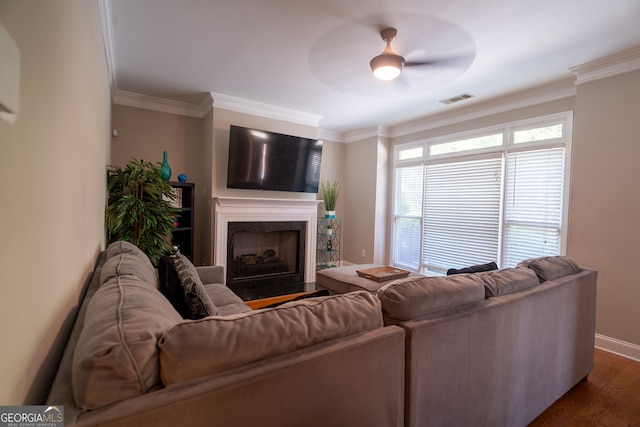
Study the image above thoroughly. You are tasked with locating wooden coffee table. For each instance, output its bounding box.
[244,290,317,310]
[243,282,319,309]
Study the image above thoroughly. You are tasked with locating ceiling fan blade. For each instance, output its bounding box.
[405,53,475,68]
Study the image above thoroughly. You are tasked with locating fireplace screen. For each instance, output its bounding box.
[227,221,305,300]
[233,231,297,278]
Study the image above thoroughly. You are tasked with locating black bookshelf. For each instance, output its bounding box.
[170,182,194,260]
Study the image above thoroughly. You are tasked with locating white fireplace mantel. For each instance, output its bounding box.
[213,197,321,283]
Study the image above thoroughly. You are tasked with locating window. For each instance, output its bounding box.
[423,156,502,274]
[392,113,571,274]
[392,164,423,270]
[502,147,565,266]
[429,133,503,155]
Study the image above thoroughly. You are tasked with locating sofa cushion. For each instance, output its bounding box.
[203,283,252,316]
[158,291,383,385]
[173,253,218,319]
[518,256,580,282]
[100,240,158,287]
[377,275,485,322]
[479,267,539,297]
[72,274,183,411]
[195,265,225,285]
[447,261,498,275]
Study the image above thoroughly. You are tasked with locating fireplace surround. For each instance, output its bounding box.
[213,197,320,299]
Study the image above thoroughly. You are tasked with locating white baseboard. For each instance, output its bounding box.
[595,334,640,362]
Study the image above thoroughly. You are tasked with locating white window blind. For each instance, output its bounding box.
[392,164,423,270]
[422,156,502,274]
[502,147,565,267]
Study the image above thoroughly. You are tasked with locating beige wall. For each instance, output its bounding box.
[569,69,640,347]
[111,105,205,264]
[343,137,379,263]
[317,138,346,219]
[0,1,110,404]
[201,108,215,264]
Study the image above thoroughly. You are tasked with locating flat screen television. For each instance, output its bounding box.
[226,125,323,193]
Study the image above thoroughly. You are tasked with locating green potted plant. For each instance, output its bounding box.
[321,180,340,218]
[104,159,180,265]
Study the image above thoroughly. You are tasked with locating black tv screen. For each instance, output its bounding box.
[226,125,323,193]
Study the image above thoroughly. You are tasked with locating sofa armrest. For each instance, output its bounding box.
[196,265,224,285]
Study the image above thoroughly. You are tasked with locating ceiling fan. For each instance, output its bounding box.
[370,28,406,80]
[370,27,462,81]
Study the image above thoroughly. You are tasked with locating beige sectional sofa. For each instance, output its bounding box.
[319,258,597,427]
[46,241,406,426]
[47,240,596,427]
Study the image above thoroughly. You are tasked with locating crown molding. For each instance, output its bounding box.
[389,81,577,138]
[571,46,640,85]
[343,125,391,143]
[200,93,213,115]
[98,0,116,96]
[112,90,209,118]
[211,92,322,128]
[317,128,344,143]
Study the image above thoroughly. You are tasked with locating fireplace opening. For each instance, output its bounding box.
[227,221,306,300]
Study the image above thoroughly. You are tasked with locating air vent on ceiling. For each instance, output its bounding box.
[439,93,475,105]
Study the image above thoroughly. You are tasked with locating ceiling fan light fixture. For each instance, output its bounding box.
[370,53,404,81]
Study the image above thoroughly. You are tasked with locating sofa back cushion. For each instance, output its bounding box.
[72,274,182,410]
[377,275,485,322]
[100,240,158,286]
[479,267,539,297]
[158,291,383,385]
[517,256,580,282]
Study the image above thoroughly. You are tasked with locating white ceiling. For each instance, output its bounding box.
[107,0,640,133]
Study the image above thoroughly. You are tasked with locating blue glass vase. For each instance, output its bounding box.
[161,151,171,181]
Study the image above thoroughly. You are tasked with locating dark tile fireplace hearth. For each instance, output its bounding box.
[227,221,306,301]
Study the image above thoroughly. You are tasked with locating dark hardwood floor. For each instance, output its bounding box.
[528,349,640,426]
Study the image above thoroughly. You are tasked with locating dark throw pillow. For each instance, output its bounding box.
[173,253,218,319]
[447,261,498,276]
[159,253,218,319]
[158,256,192,319]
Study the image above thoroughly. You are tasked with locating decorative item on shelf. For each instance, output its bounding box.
[178,173,187,183]
[160,150,171,181]
[317,217,340,270]
[167,187,183,208]
[321,180,340,218]
[105,159,180,265]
